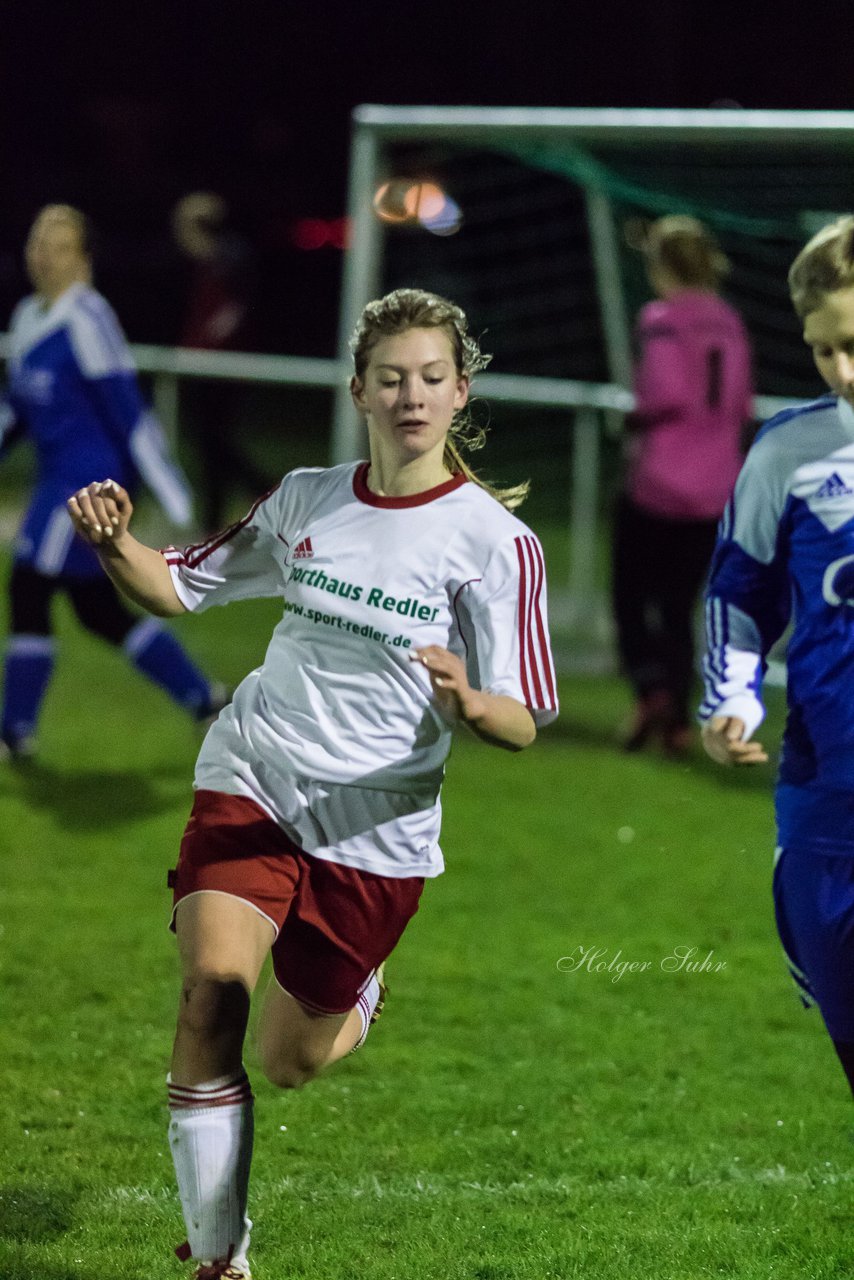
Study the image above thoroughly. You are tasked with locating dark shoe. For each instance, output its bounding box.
[620,690,673,752]
[0,734,38,764]
[663,722,693,757]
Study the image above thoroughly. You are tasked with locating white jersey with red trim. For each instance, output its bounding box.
[164,461,557,877]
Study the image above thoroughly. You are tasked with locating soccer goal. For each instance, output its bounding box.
[333,106,854,643]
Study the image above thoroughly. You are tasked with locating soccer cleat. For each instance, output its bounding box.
[349,964,389,1053]
[371,962,388,1026]
[176,1239,251,1278]
[192,1262,251,1280]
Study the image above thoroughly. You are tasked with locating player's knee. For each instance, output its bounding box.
[259,1059,310,1091]
[176,975,250,1045]
[258,1041,326,1091]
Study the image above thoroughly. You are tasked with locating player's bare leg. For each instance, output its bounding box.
[168,894,274,1274]
[171,893,273,1082]
[256,982,356,1087]
[256,967,385,1088]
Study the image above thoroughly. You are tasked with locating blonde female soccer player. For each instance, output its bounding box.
[702,216,854,1103]
[68,288,558,1280]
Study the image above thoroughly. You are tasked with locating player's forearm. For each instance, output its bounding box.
[460,691,537,751]
[98,535,186,617]
[129,412,194,527]
[700,629,766,739]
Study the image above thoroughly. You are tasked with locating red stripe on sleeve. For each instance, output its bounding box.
[185,481,282,569]
[521,538,545,707]
[514,537,532,704]
[528,537,557,708]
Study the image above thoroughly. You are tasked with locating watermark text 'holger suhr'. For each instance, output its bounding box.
[556,945,726,983]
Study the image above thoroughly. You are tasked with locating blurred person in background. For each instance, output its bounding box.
[0,204,227,760]
[612,215,754,754]
[172,192,270,533]
[702,214,854,1100]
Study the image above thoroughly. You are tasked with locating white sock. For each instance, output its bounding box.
[351,971,382,1052]
[168,1069,254,1266]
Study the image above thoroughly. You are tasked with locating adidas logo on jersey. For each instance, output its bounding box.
[293,537,314,560]
[816,472,854,499]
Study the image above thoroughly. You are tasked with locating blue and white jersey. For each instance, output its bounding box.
[702,394,854,854]
[3,282,191,576]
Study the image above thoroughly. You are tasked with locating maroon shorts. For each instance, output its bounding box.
[170,789,424,1014]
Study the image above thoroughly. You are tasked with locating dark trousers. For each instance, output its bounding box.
[182,381,271,533]
[10,562,137,643]
[611,494,718,726]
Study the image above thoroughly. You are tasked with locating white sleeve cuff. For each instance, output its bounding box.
[163,556,204,613]
[702,693,766,739]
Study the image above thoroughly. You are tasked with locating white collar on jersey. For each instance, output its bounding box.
[9,281,90,363]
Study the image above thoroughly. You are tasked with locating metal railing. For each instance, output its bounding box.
[0,334,803,631]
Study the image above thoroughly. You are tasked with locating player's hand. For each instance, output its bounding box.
[412,646,481,724]
[67,479,134,548]
[701,715,768,766]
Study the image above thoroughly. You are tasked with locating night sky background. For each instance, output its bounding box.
[0,1,850,357]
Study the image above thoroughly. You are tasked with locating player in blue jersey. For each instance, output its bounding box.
[0,204,226,759]
[701,215,854,1095]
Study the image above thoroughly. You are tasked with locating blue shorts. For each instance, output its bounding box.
[773,846,854,1042]
[15,483,101,579]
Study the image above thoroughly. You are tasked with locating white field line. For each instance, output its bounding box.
[103,1164,854,1208]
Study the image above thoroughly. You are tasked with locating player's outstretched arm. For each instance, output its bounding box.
[413,646,536,751]
[68,479,186,617]
[701,715,768,766]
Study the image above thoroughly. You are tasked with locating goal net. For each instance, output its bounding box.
[333,108,854,645]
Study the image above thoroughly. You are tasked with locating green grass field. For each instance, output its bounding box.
[1,586,852,1280]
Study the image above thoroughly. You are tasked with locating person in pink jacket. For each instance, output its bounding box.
[613,216,754,753]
